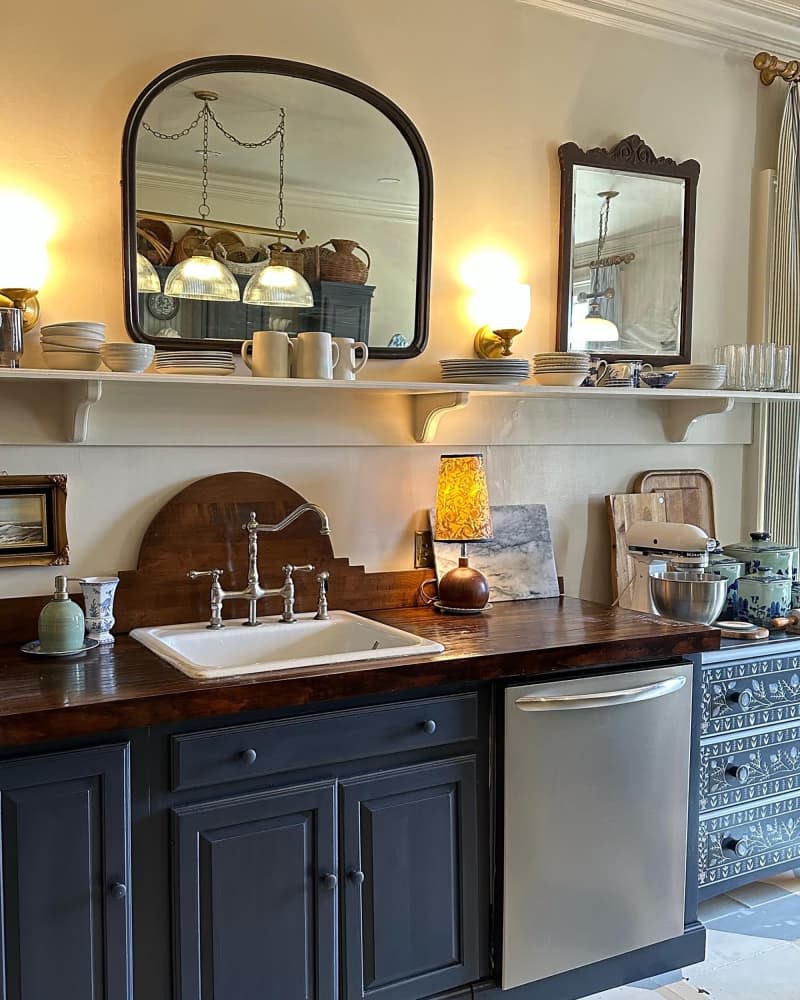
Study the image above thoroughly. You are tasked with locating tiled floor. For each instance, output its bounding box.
[587,872,800,1000]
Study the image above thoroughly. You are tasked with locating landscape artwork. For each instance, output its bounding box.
[0,476,69,567]
[0,494,47,548]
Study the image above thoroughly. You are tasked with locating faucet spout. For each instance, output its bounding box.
[252,503,331,537]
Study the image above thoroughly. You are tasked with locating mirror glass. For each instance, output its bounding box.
[556,137,699,366]
[123,59,432,358]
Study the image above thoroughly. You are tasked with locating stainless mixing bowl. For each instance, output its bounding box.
[649,570,727,625]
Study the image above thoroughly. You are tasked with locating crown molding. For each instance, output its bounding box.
[136,163,418,224]
[516,0,800,57]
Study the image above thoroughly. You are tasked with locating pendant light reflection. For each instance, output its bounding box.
[570,190,621,346]
[136,252,162,294]
[243,263,314,308]
[164,247,240,301]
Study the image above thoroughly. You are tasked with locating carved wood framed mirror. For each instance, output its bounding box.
[121,56,433,358]
[556,135,700,366]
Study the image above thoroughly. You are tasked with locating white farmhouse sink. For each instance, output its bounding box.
[131,611,444,679]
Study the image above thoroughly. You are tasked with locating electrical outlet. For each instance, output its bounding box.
[414,530,435,568]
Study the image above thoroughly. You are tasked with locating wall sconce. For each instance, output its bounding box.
[0,192,54,333]
[472,283,531,359]
[433,454,494,613]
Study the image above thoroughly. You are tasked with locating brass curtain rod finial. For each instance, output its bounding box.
[754,51,800,85]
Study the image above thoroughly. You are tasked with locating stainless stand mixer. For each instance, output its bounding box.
[624,521,727,625]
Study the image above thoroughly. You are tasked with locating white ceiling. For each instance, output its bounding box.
[572,167,683,246]
[136,71,419,206]
[515,0,800,56]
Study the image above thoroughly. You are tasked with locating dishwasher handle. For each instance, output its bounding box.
[514,674,686,712]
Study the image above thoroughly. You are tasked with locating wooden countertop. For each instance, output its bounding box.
[0,598,719,747]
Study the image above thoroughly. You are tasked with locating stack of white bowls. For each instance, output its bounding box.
[532,352,591,387]
[670,364,726,390]
[154,351,235,376]
[99,343,155,373]
[40,322,106,371]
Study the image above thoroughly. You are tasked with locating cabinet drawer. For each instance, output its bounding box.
[700,723,800,812]
[701,653,800,736]
[699,795,800,891]
[171,693,478,792]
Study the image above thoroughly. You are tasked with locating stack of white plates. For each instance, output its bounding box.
[154,351,235,376]
[40,322,106,372]
[671,364,726,390]
[439,358,530,384]
[532,352,591,387]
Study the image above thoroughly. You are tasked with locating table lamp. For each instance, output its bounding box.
[433,454,493,612]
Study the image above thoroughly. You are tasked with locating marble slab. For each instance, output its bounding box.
[429,504,559,602]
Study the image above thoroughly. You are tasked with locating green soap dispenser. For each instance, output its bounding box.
[38,575,85,653]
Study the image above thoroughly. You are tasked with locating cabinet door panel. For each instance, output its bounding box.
[173,781,336,1000]
[0,743,131,1000]
[341,757,480,1000]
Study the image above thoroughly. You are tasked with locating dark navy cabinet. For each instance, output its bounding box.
[341,757,480,1000]
[172,779,338,1000]
[0,743,132,1000]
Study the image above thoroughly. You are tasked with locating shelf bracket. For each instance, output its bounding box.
[412,392,470,443]
[64,379,103,443]
[662,397,735,442]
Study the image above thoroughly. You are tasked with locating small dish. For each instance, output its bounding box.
[21,638,100,657]
[641,372,677,389]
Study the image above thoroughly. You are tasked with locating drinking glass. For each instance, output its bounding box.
[0,308,23,369]
[776,344,793,392]
[749,343,776,391]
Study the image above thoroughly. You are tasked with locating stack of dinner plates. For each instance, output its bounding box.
[154,351,236,376]
[670,364,726,390]
[531,352,591,387]
[439,358,530,384]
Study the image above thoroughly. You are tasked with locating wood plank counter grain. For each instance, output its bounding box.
[0,598,718,748]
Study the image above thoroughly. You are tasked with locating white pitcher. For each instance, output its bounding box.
[242,330,295,378]
[332,337,369,380]
[295,331,340,379]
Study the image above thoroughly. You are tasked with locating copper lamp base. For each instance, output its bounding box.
[437,556,490,612]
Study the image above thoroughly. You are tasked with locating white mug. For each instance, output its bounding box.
[294,331,340,380]
[332,337,369,380]
[242,330,295,378]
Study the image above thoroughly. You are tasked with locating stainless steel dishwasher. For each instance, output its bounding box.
[502,661,693,991]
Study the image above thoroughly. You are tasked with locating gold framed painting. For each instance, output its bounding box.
[0,475,69,567]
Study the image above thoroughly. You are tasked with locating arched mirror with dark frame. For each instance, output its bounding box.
[556,135,700,367]
[121,56,433,359]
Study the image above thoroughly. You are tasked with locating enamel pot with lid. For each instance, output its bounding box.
[735,567,792,628]
[722,531,798,579]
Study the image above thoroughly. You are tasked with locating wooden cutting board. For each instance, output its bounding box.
[633,469,716,539]
[606,492,668,603]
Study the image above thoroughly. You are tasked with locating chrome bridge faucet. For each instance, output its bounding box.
[188,503,331,628]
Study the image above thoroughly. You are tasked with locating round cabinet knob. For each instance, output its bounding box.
[726,689,752,712]
[240,748,258,765]
[722,836,750,858]
[348,869,365,885]
[421,719,437,735]
[110,882,127,900]
[321,873,338,890]
[726,763,750,785]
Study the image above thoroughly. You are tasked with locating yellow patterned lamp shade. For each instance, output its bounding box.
[434,454,493,543]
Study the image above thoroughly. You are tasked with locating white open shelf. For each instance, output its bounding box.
[0,367,795,444]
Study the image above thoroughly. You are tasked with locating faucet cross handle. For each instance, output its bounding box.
[187,569,225,630]
[315,571,331,621]
[280,564,315,623]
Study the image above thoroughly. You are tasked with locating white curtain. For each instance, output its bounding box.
[764,82,800,545]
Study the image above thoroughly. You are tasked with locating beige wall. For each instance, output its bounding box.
[0,0,768,604]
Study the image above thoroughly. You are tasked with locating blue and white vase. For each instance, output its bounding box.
[708,552,745,619]
[78,576,119,644]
